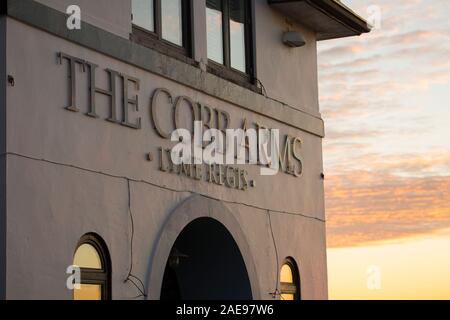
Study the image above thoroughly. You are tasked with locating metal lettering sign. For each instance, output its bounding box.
[58,52,304,190]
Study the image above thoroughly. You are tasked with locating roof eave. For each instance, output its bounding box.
[268,0,372,41]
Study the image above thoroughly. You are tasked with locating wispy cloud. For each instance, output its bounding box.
[319,0,450,248]
[326,172,450,247]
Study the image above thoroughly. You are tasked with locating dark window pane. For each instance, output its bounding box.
[229,0,245,22]
[162,0,183,46]
[229,0,246,72]
[207,0,224,64]
[207,0,222,11]
[132,0,154,32]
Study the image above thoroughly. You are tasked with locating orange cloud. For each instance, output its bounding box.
[319,0,450,250]
[325,171,450,248]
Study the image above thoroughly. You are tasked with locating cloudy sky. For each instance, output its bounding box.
[318,0,450,299]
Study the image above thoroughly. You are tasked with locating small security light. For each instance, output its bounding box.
[282,31,306,48]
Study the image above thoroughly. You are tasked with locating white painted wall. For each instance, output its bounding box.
[34,0,132,39]
[255,0,320,114]
[4,0,327,300]
[33,0,320,115]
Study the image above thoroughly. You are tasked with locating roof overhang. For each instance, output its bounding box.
[268,0,371,40]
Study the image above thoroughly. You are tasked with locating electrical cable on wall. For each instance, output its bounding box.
[267,209,281,299]
[254,77,268,97]
[255,76,290,300]
[2,152,324,222]
[1,152,326,299]
[254,77,315,118]
[124,179,148,298]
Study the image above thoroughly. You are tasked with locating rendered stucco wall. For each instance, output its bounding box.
[33,0,320,116]
[34,0,132,39]
[255,0,320,114]
[4,0,327,300]
[0,15,6,301]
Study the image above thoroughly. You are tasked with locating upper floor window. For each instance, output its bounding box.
[206,0,254,79]
[280,258,300,300]
[132,0,191,59]
[73,234,111,300]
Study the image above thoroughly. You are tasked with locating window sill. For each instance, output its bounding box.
[131,25,196,67]
[130,28,262,95]
[207,61,262,95]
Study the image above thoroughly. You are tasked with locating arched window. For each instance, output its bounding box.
[73,234,111,300]
[280,258,300,300]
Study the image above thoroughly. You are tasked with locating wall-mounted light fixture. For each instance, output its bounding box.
[282,31,306,48]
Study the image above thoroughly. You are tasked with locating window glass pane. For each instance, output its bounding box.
[74,243,102,269]
[162,0,183,46]
[74,284,102,300]
[280,264,293,283]
[132,0,154,32]
[281,293,294,300]
[229,0,246,72]
[206,0,223,64]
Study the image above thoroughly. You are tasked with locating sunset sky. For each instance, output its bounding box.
[318,0,450,299]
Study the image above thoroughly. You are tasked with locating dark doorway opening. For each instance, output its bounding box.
[160,217,252,300]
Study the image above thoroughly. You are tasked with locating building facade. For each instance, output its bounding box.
[0,0,369,300]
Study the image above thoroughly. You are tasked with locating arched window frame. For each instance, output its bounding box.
[280,257,301,300]
[73,233,112,300]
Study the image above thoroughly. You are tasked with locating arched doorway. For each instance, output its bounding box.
[160,217,253,300]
